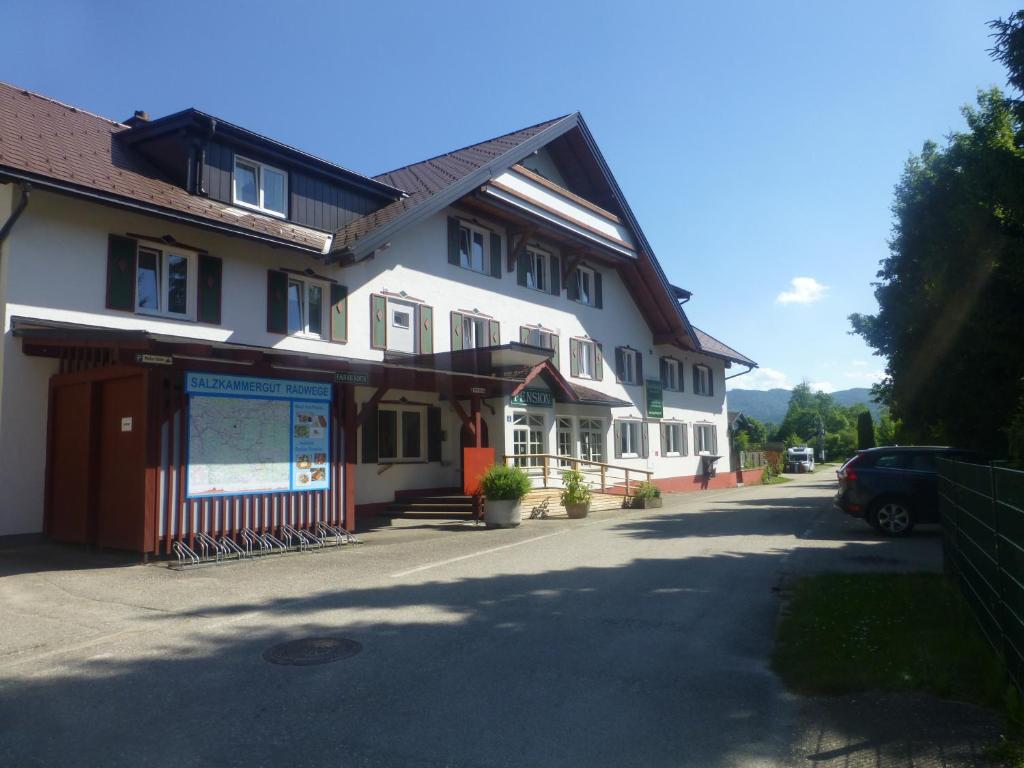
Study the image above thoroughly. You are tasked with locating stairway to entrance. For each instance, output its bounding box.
[385,487,629,521]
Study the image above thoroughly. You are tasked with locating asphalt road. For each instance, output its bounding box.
[0,473,966,767]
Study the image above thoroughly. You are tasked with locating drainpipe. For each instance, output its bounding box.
[0,181,30,245]
[725,364,756,381]
[194,117,217,196]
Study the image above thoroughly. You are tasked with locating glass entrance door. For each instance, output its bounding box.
[578,418,604,464]
[557,417,574,467]
[512,413,545,469]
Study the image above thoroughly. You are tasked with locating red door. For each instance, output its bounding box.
[47,381,95,543]
[96,374,148,550]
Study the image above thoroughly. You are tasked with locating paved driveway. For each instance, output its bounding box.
[0,473,997,767]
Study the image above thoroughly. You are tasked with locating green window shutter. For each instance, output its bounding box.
[370,294,387,349]
[594,343,604,381]
[450,311,463,351]
[680,361,685,392]
[549,255,560,295]
[427,406,442,462]
[329,284,348,343]
[447,217,460,266]
[641,422,650,458]
[711,426,719,455]
[636,351,643,381]
[566,268,579,301]
[488,319,500,346]
[550,335,560,370]
[660,358,668,387]
[106,235,137,311]
[660,424,668,453]
[197,254,222,324]
[569,339,580,377]
[517,250,528,287]
[682,426,689,456]
[613,422,622,459]
[519,326,530,344]
[419,305,434,354]
[361,405,379,463]
[709,367,715,397]
[266,269,288,334]
[490,232,502,278]
[615,347,625,383]
[693,366,700,393]
[594,270,603,309]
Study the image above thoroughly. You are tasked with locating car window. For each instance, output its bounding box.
[872,453,904,469]
[905,452,937,472]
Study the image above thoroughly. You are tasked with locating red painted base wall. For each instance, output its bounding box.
[653,467,765,493]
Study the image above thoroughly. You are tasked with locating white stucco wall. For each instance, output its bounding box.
[0,191,733,532]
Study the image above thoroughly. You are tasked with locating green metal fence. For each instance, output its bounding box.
[938,457,1024,689]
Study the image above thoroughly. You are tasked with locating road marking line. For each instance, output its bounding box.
[389,529,571,578]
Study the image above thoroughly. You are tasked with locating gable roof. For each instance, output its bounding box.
[331,115,572,253]
[691,326,757,367]
[0,83,331,253]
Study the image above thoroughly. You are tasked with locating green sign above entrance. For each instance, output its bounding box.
[645,379,663,418]
[510,388,553,408]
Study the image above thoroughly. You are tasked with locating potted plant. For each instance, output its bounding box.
[632,480,663,509]
[560,468,592,519]
[480,464,532,528]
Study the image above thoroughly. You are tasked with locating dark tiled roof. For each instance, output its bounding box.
[571,382,632,407]
[0,83,329,252]
[692,326,757,367]
[331,116,568,252]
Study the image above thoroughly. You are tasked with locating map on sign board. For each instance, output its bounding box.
[187,397,292,496]
[184,372,332,498]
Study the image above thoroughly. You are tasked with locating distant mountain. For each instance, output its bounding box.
[727,387,881,426]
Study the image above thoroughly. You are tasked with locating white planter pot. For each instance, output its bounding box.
[484,499,523,528]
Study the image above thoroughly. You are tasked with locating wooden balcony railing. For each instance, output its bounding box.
[499,453,652,495]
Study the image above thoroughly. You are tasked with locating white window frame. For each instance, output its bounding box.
[577,339,596,379]
[512,412,546,469]
[663,422,687,457]
[617,347,638,385]
[286,276,328,339]
[618,420,642,459]
[694,364,712,396]
[385,297,420,353]
[579,417,604,463]
[525,246,549,292]
[458,222,491,275]
[574,266,595,306]
[661,358,681,391]
[526,327,555,350]
[378,405,426,463]
[462,314,488,350]
[135,242,196,320]
[694,423,717,454]
[232,155,288,218]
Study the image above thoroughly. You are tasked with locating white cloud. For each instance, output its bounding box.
[842,369,885,387]
[730,367,792,391]
[809,381,836,393]
[776,277,828,305]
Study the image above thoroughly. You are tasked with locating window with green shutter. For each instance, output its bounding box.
[330,284,348,343]
[266,270,289,334]
[197,254,222,325]
[370,294,387,349]
[106,235,137,311]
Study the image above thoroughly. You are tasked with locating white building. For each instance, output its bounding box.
[0,84,756,552]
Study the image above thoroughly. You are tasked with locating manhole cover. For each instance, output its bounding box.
[263,637,362,666]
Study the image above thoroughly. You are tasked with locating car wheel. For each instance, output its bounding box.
[870,499,915,536]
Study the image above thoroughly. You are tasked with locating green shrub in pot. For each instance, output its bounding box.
[632,480,663,509]
[480,464,531,527]
[560,468,592,518]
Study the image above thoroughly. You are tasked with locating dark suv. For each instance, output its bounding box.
[834,446,985,535]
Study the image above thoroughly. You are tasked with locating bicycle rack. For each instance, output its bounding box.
[195,531,224,563]
[240,528,266,556]
[219,535,246,560]
[279,524,306,551]
[172,540,200,567]
[317,522,361,545]
[299,528,324,550]
[260,531,288,554]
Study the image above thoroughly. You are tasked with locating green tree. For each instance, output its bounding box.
[857,411,876,450]
[876,410,902,446]
[849,19,1024,455]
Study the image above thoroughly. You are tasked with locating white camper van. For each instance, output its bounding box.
[786,446,815,473]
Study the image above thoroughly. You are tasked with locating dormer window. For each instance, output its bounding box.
[233,156,288,217]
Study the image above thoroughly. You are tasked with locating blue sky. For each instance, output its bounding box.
[3,1,1013,392]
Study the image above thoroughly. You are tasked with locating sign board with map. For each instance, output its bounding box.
[185,372,331,498]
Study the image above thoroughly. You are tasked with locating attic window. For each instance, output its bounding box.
[233,156,287,217]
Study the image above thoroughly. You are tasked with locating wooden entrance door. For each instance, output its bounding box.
[47,381,96,543]
[95,374,148,550]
